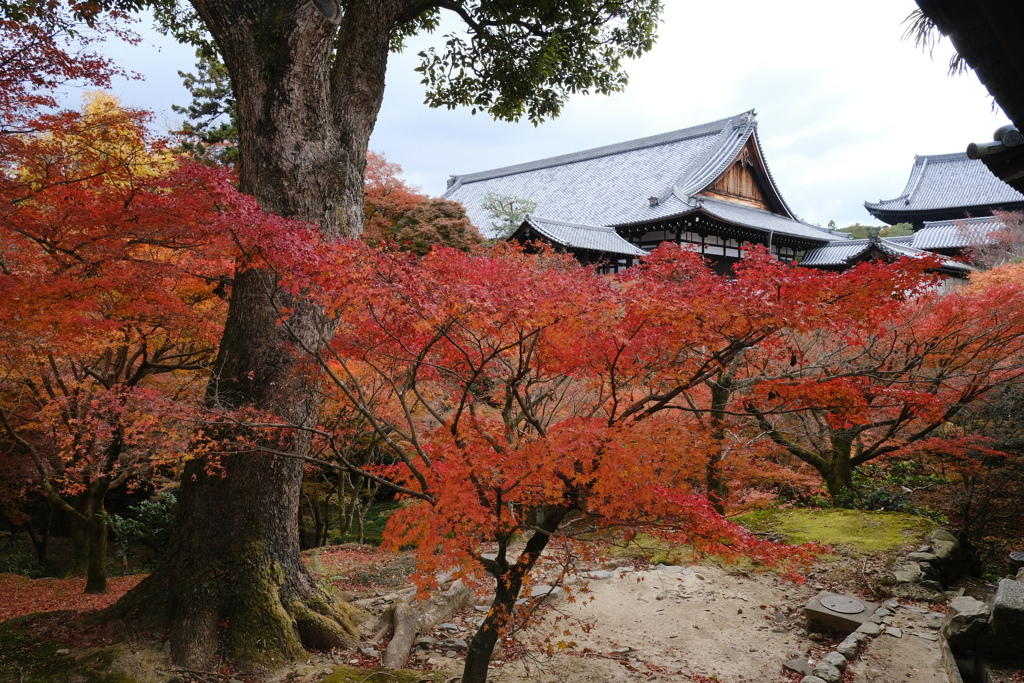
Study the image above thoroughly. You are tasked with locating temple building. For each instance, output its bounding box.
[444,111,840,273]
[864,152,1024,229]
[443,111,977,278]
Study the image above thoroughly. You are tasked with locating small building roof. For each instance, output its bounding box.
[445,110,821,243]
[865,153,1024,221]
[801,235,976,273]
[912,216,1003,250]
[513,216,647,257]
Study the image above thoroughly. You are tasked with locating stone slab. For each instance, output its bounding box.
[804,591,879,635]
[984,578,1024,662]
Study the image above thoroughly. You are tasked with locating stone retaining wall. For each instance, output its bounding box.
[941,568,1024,681]
[888,528,979,590]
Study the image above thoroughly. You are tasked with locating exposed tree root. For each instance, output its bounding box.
[370,580,472,669]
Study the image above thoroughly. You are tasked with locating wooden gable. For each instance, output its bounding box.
[699,138,784,214]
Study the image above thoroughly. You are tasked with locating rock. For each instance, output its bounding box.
[773,611,790,624]
[55,649,70,656]
[581,570,614,580]
[657,565,684,574]
[984,578,1024,660]
[891,562,924,584]
[784,658,812,675]
[682,568,693,575]
[942,595,991,654]
[835,638,859,659]
[855,622,882,637]
[800,677,828,683]
[920,579,943,591]
[358,647,380,657]
[442,638,468,651]
[883,599,900,609]
[908,552,939,563]
[850,631,869,645]
[930,528,958,544]
[822,651,847,671]
[528,585,564,599]
[1017,567,1024,582]
[811,661,842,682]
[808,632,824,641]
[922,611,945,629]
[885,627,903,638]
[438,623,461,631]
[873,607,892,618]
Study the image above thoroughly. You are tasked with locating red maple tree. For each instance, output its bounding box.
[0,92,238,592]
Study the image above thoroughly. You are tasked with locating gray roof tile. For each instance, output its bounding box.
[913,216,1003,249]
[686,197,838,242]
[445,111,817,241]
[800,236,975,272]
[865,153,1024,214]
[518,216,647,256]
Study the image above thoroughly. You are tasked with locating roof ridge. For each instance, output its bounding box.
[747,125,798,220]
[922,215,1003,229]
[445,110,755,190]
[903,156,928,206]
[672,118,750,199]
[913,151,970,163]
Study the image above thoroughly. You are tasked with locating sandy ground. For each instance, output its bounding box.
[850,606,950,683]
[413,564,953,683]
[489,565,816,682]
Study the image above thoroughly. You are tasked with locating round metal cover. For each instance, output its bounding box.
[820,595,865,614]
[1010,551,1024,562]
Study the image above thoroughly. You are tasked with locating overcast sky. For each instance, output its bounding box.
[99,0,1009,228]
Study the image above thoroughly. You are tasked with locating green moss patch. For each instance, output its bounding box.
[321,666,449,682]
[734,509,936,555]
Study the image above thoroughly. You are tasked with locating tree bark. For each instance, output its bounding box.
[706,372,734,514]
[380,580,472,669]
[113,0,403,671]
[824,431,855,505]
[462,506,569,683]
[71,485,110,594]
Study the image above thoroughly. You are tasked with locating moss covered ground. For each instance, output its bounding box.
[734,508,936,554]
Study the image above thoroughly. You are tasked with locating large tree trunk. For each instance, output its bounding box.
[113,0,402,671]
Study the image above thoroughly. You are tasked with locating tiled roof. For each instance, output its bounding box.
[913,216,1003,250]
[800,238,908,266]
[687,197,837,242]
[445,111,819,242]
[865,153,1024,214]
[800,236,975,272]
[517,216,647,257]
